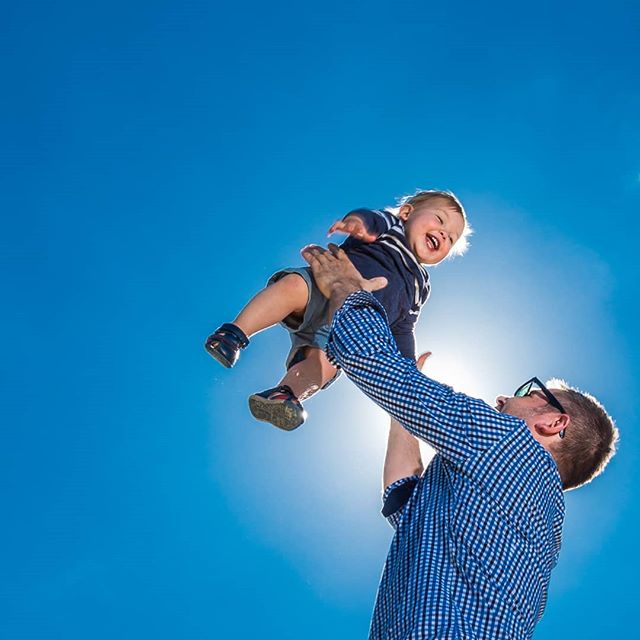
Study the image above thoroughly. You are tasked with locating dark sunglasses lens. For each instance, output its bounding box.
[515,381,533,397]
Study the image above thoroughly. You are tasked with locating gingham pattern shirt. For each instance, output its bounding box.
[326,292,565,640]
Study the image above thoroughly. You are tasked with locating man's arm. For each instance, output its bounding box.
[383,351,431,488]
[327,291,475,460]
[384,416,423,489]
[301,245,503,462]
[381,353,431,528]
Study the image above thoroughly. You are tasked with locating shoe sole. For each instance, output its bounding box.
[248,395,306,431]
[204,342,233,368]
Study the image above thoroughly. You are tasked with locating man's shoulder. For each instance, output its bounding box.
[457,423,564,514]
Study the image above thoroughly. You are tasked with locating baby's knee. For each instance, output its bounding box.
[302,346,336,371]
[275,273,309,307]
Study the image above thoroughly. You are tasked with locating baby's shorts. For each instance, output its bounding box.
[267,267,338,385]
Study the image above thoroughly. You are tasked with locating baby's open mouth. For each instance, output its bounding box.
[426,234,440,251]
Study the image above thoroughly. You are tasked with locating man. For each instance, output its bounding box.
[301,244,618,640]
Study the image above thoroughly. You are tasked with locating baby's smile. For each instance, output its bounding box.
[425,233,440,251]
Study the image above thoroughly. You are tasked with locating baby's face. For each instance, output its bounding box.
[401,198,465,265]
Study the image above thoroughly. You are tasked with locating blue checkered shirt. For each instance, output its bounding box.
[326,292,565,640]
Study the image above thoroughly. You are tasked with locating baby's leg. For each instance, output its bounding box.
[279,347,338,401]
[233,273,309,337]
[248,347,336,430]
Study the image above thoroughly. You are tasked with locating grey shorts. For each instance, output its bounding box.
[267,266,332,370]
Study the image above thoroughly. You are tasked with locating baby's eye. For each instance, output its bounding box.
[436,215,443,224]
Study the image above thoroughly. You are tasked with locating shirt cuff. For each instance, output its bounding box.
[381,475,420,528]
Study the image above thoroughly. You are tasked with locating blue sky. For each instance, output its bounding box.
[1,1,638,638]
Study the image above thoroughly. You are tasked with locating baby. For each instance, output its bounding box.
[205,189,471,431]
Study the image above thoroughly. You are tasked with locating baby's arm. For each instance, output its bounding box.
[328,216,378,242]
[327,208,393,243]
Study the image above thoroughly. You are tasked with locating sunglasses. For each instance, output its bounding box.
[514,376,567,439]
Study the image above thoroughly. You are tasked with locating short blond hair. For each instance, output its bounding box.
[546,378,619,490]
[397,189,472,257]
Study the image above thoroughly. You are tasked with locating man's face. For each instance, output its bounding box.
[495,390,553,421]
[401,197,465,265]
[495,388,568,446]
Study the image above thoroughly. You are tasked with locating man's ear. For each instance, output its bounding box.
[397,203,414,221]
[534,412,570,437]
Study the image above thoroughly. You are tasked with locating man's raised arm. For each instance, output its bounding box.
[384,416,423,489]
[383,351,431,489]
[301,245,476,463]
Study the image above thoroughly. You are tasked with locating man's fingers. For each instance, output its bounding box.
[302,244,336,267]
[301,244,319,258]
[416,351,432,371]
[365,276,388,292]
[327,243,344,257]
[301,244,324,265]
[302,244,328,256]
[328,243,351,262]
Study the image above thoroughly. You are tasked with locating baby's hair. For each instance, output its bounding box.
[396,189,472,257]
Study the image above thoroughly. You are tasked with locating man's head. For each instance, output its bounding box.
[396,190,471,265]
[496,378,619,490]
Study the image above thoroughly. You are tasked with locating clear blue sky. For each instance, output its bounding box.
[1,1,638,638]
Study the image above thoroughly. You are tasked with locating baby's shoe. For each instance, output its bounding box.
[248,385,307,431]
[204,323,249,368]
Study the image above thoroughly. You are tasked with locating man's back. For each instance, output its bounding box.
[374,423,564,639]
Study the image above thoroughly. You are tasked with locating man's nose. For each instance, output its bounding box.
[495,395,507,409]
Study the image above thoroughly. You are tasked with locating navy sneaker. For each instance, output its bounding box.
[248,385,307,431]
[204,323,249,368]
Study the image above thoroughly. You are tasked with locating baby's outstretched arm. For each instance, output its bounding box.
[328,215,378,242]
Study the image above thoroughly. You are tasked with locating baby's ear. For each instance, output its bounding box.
[397,203,413,221]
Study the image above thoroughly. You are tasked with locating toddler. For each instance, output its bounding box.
[205,189,471,431]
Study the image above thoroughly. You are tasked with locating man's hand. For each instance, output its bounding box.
[301,244,388,318]
[416,351,432,372]
[327,216,378,243]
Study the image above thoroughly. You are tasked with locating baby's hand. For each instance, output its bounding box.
[327,216,378,243]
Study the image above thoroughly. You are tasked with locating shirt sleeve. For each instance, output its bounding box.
[382,475,420,529]
[343,208,394,238]
[325,291,522,465]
